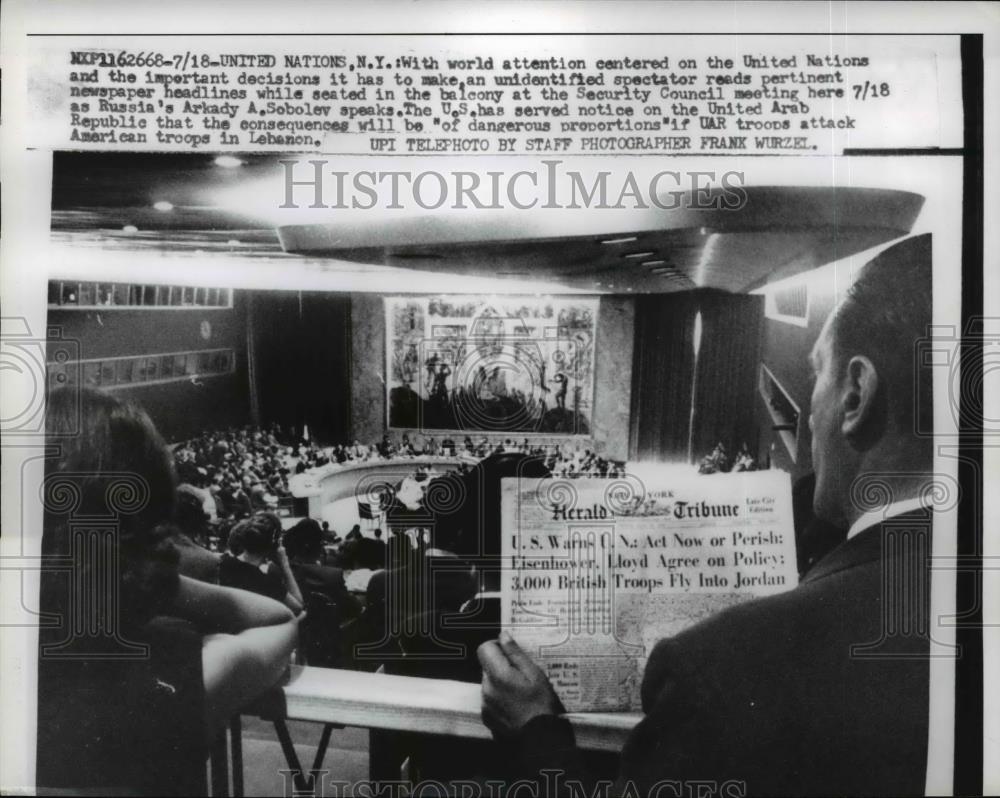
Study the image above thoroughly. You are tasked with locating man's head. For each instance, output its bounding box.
[808,234,933,527]
[283,518,324,563]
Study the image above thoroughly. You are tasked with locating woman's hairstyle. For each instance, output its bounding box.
[228,512,281,557]
[42,387,180,631]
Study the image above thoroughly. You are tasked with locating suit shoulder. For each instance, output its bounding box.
[642,561,883,704]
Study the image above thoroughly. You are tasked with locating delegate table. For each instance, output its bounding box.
[217,666,643,796]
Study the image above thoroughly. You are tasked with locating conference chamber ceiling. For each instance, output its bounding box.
[49,152,925,295]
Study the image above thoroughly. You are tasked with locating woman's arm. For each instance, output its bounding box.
[167,577,301,743]
[170,574,293,634]
[201,617,299,742]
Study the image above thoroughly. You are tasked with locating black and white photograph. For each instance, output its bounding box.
[0,4,995,797]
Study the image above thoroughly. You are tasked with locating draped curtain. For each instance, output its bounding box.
[629,293,699,461]
[629,291,764,463]
[246,291,352,444]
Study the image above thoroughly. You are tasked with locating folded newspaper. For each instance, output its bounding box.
[501,468,798,712]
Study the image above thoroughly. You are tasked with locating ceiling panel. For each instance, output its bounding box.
[278,187,925,292]
[50,153,926,295]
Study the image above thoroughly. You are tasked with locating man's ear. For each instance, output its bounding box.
[840,355,879,437]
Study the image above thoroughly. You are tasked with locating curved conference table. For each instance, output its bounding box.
[288,455,476,519]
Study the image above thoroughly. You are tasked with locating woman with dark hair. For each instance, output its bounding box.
[37,388,299,796]
[219,513,304,613]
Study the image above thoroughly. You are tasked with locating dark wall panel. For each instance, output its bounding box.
[248,291,351,445]
[47,298,250,442]
[629,294,699,461]
[102,378,250,442]
[350,293,386,446]
[691,292,765,460]
[47,306,245,358]
[630,291,763,464]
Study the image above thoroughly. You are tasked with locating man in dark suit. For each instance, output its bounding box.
[282,518,361,665]
[478,234,936,796]
[283,519,359,610]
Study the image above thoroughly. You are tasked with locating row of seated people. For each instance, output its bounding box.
[173,425,294,517]
[170,500,353,668]
[171,448,561,674]
[172,421,632,524]
[292,433,626,475]
[172,494,479,672]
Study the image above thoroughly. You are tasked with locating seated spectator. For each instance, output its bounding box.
[283,519,361,619]
[354,527,389,570]
[319,520,340,545]
[333,523,368,570]
[219,514,304,613]
[280,519,360,666]
[359,518,478,665]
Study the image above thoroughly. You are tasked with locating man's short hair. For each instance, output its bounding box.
[829,234,932,436]
[283,518,324,561]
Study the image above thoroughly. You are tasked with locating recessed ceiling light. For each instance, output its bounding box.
[624,251,656,259]
[600,236,638,245]
[642,260,666,268]
[214,156,244,168]
[122,224,138,234]
[153,201,174,212]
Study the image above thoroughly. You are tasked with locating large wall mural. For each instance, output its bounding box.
[385,296,598,434]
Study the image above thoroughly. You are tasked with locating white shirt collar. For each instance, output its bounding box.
[846,495,934,541]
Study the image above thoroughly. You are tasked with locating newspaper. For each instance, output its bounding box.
[501,470,797,711]
[0,2,996,796]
